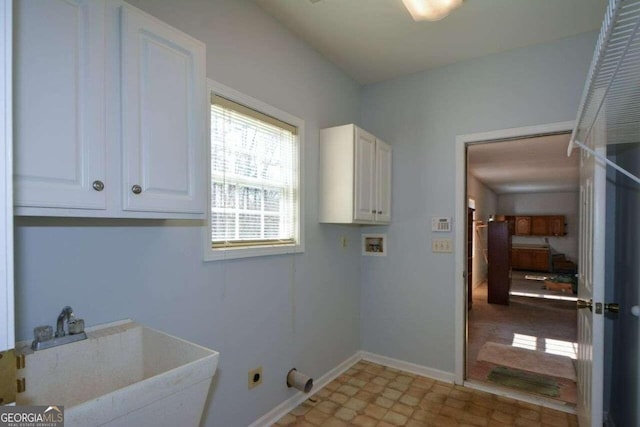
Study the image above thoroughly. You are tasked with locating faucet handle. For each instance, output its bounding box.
[68,318,85,335]
[33,325,53,344]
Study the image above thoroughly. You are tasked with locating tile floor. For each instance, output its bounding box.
[274,360,578,426]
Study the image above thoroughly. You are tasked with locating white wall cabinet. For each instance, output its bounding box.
[13,0,206,218]
[319,124,392,224]
[354,128,376,221]
[120,5,205,214]
[14,0,107,211]
[375,138,392,223]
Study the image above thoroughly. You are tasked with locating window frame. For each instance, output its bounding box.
[203,80,305,261]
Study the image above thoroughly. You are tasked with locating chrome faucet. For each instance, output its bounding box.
[32,306,87,351]
[56,306,73,337]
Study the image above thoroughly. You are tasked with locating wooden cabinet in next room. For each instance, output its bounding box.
[548,216,566,236]
[488,221,511,305]
[511,215,566,236]
[511,246,551,272]
[515,216,531,235]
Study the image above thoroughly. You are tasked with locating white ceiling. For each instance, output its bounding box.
[467,133,579,194]
[254,0,607,84]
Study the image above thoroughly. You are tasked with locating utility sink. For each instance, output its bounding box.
[16,320,219,427]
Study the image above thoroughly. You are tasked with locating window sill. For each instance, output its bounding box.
[203,242,304,261]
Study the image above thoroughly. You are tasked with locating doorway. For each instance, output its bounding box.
[454,121,581,411]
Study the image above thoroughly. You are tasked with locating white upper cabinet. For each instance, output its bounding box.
[354,128,376,222]
[319,124,392,225]
[121,5,205,214]
[14,0,107,210]
[13,1,206,218]
[375,139,392,223]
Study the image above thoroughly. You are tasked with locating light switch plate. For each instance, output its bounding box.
[432,239,453,253]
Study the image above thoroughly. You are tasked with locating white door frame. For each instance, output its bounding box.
[0,0,14,352]
[453,120,575,385]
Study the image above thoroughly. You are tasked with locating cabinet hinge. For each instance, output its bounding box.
[16,378,26,394]
[0,349,24,405]
[16,353,25,370]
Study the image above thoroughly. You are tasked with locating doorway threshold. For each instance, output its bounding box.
[509,291,578,302]
[463,379,577,415]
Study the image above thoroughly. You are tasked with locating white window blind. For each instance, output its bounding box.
[210,95,299,248]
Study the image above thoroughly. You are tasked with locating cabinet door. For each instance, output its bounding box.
[549,215,565,236]
[531,250,550,272]
[519,250,533,270]
[121,5,205,214]
[515,216,531,235]
[375,139,392,223]
[353,127,376,221]
[511,249,522,269]
[14,0,106,210]
[531,216,549,236]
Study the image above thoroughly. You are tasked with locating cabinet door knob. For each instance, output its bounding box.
[371,209,376,214]
[378,210,382,214]
[131,184,142,194]
[92,180,105,192]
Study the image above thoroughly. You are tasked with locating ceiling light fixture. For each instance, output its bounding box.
[401,0,463,22]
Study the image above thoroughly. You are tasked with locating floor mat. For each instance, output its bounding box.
[488,366,560,398]
[477,341,576,381]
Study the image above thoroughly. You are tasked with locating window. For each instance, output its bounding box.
[205,82,304,260]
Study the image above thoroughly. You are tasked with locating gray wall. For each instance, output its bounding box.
[498,191,579,262]
[608,143,640,427]
[359,32,598,372]
[14,1,362,426]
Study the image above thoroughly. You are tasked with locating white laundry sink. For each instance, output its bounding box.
[16,320,219,427]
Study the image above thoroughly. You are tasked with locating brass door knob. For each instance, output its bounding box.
[605,303,620,313]
[577,299,593,311]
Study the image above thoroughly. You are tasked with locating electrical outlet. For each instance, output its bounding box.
[432,239,453,253]
[248,366,263,389]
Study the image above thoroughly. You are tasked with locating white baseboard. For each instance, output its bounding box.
[248,352,362,427]
[360,351,455,383]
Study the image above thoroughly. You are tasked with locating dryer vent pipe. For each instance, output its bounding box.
[286,368,313,393]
